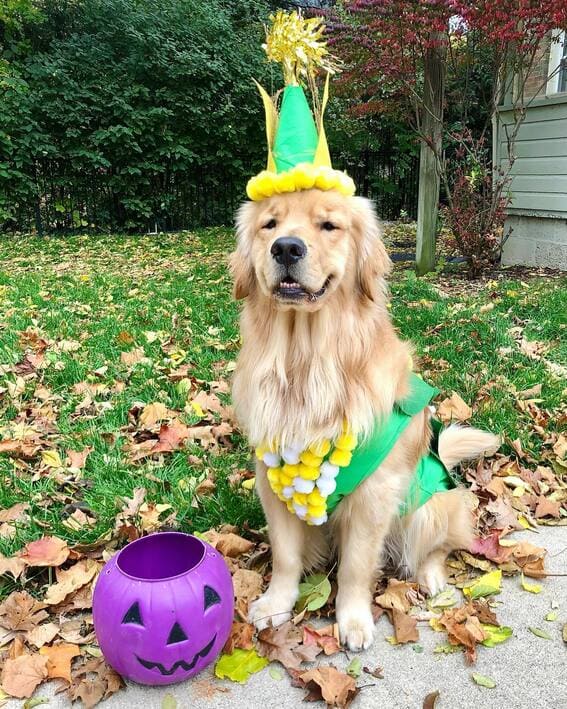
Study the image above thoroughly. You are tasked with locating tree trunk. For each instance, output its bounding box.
[416,36,446,276]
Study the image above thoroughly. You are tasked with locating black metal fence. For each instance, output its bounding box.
[7,147,419,235]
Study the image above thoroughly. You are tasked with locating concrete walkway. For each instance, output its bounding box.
[10,527,566,709]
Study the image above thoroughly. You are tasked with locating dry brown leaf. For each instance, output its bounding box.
[66,447,92,469]
[376,578,418,613]
[300,666,358,708]
[120,347,146,366]
[0,554,26,579]
[232,568,263,610]
[139,401,170,428]
[26,622,60,648]
[19,535,70,567]
[535,497,561,519]
[209,532,254,558]
[40,642,81,682]
[0,591,48,631]
[44,559,100,606]
[392,608,419,644]
[437,393,472,423]
[302,624,341,656]
[222,622,255,654]
[0,503,30,524]
[257,621,304,671]
[0,653,48,698]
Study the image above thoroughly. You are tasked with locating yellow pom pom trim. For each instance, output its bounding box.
[282,463,300,477]
[329,449,352,467]
[256,423,360,524]
[267,467,281,484]
[300,450,323,468]
[246,163,355,202]
[307,489,325,506]
[298,464,320,481]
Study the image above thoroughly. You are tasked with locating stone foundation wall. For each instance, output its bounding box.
[501,215,567,270]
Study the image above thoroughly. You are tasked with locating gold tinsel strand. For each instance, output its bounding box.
[262,10,341,87]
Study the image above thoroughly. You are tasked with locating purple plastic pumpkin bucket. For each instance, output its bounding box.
[92,532,233,686]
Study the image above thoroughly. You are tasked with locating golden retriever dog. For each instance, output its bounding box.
[230,189,499,651]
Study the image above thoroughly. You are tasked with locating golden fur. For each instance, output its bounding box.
[231,189,499,650]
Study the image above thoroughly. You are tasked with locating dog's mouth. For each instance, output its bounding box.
[274,276,332,302]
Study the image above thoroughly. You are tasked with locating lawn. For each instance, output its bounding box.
[0,228,565,591]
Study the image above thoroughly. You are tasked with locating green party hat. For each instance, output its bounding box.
[247,10,355,202]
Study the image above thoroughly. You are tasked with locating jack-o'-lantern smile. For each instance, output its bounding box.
[136,634,217,676]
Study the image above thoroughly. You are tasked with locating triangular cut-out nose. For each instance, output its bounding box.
[167,622,188,645]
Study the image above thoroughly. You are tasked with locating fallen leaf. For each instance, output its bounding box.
[19,536,70,567]
[346,656,361,678]
[139,402,169,428]
[471,673,496,689]
[302,624,341,656]
[223,622,255,654]
[480,624,512,647]
[232,568,263,611]
[161,694,177,709]
[41,449,63,468]
[214,648,268,684]
[376,578,418,613]
[0,592,48,631]
[213,532,254,558]
[44,559,100,605]
[529,627,552,640]
[26,622,60,648]
[1,654,49,698]
[423,690,440,709]
[120,347,146,366]
[257,621,304,671]
[0,554,26,579]
[363,665,384,679]
[296,573,332,612]
[300,666,358,708]
[463,569,502,599]
[521,574,542,594]
[40,643,81,682]
[437,393,472,423]
[391,608,419,644]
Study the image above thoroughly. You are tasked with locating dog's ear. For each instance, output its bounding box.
[231,202,257,300]
[351,197,391,301]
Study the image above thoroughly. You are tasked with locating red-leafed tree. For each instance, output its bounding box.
[334,0,567,276]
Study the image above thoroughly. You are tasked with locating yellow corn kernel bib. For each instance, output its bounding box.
[255,431,358,526]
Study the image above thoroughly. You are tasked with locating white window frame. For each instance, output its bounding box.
[546,30,567,95]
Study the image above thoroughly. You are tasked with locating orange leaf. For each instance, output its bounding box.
[40,642,81,682]
[0,654,48,698]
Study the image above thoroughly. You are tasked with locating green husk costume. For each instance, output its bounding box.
[249,12,454,526]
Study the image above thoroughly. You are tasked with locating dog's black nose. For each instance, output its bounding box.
[270,236,307,267]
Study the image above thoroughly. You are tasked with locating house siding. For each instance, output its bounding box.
[496,98,567,268]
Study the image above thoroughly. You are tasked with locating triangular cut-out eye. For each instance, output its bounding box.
[204,585,221,611]
[122,601,143,626]
[167,622,188,645]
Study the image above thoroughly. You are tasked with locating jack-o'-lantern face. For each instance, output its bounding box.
[93,533,233,686]
[121,585,221,677]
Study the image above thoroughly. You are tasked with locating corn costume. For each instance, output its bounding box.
[255,374,456,526]
[247,13,455,525]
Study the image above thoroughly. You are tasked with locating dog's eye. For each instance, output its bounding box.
[321,221,338,232]
[263,218,277,230]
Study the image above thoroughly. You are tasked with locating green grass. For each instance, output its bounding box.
[0,229,565,570]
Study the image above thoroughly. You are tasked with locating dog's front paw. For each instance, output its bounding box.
[417,557,447,596]
[337,603,375,651]
[248,591,294,631]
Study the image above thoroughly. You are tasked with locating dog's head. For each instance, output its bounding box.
[231,189,391,310]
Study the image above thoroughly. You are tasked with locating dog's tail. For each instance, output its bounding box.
[438,424,500,471]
